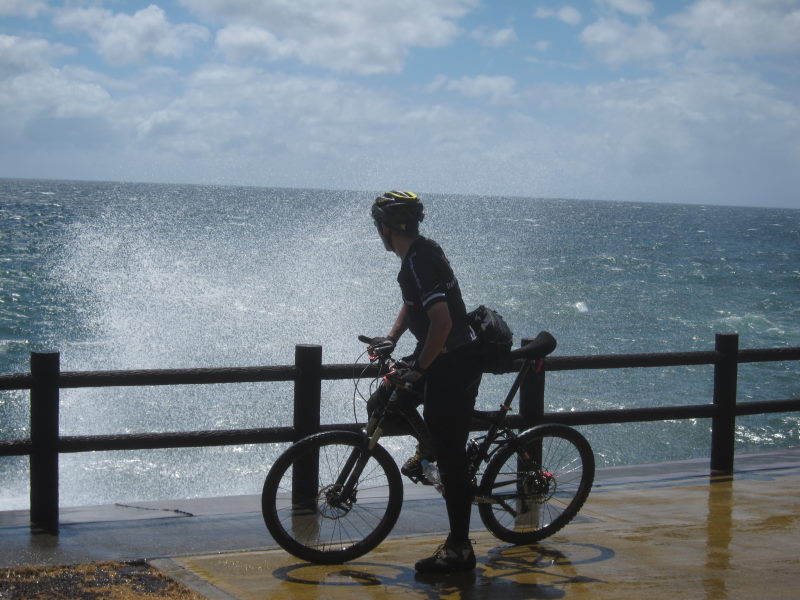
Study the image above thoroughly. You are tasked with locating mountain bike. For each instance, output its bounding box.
[261,331,594,564]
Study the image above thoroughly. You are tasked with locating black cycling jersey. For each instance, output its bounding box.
[397,237,476,354]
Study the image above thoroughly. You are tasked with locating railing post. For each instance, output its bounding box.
[293,345,322,441]
[519,338,545,426]
[710,333,738,476]
[30,351,60,534]
[292,344,322,510]
[519,338,546,470]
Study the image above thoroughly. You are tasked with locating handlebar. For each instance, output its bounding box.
[358,334,419,392]
[358,334,395,359]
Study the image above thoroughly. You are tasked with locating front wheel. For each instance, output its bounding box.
[262,431,403,564]
[478,424,594,544]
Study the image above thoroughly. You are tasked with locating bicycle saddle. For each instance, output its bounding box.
[508,331,557,361]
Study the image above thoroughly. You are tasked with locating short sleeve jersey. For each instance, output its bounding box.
[397,237,475,351]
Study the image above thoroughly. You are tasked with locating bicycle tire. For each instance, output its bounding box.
[478,424,594,544]
[262,430,403,563]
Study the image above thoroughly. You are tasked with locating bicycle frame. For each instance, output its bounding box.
[360,347,545,495]
[466,357,545,495]
[476,357,543,447]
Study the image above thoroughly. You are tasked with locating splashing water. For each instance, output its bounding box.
[1,180,798,509]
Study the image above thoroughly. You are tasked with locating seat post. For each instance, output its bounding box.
[501,358,533,412]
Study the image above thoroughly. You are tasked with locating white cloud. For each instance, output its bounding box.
[0,54,495,189]
[602,0,654,17]
[470,26,517,47]
[0,34,74,76]
[427,74,517,104]
[214,25,295,63]
[182,0,478,74]
[0,65,114,154]
[524,54,586,71]
[668,0,800,58]
[534,5,582,26]
[3,48,797,204]
[581,18,671,65]
[581,1,800,69]
[2,0,797,206]
[133,66,401,159]
[54,4,210,66]
[108,64,496,189]
[516,67,800,202]
[165,63,795,202]
[0,0,48,18]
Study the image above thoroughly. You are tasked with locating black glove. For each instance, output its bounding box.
[392,363,425,390]
[367,336,395,356]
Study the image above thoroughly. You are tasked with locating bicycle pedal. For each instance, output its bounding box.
[402,472,433,485]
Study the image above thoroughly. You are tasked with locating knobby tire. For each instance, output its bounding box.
[262,431,403,564]
[478,424,594,544]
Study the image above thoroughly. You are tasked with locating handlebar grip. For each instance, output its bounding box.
[358,335,374,344]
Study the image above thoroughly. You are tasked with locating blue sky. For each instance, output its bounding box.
[1,0,799,208]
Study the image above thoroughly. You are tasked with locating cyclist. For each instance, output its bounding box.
[369,190,483,574]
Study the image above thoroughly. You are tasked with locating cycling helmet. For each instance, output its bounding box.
[371,191,424,234]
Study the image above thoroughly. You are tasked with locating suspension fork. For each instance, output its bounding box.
[332,445,371,502]
[331,390,397,501]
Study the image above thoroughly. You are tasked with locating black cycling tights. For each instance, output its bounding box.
[423,349,482,546]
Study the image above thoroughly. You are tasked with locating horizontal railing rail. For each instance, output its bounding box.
[0,334,798,534]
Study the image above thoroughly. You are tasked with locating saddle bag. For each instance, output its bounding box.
[467,305,513,373]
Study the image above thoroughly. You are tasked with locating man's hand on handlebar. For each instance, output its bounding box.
[358,334,395,359]
[358,334,423,391]
[392,365,424,390]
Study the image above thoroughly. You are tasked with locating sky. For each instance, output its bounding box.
[1,0,799,208]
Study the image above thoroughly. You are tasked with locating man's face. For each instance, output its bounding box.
[375,221,393,252]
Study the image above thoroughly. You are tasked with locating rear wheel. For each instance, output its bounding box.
[478,424,594,544]
[262,431,403,563]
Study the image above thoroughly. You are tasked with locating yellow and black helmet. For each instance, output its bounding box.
[371,191,424,233]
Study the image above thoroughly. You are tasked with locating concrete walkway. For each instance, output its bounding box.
[2,448,800,599]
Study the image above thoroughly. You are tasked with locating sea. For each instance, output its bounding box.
[1,178,798,510]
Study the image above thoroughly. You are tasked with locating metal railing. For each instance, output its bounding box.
[1,333,798,534]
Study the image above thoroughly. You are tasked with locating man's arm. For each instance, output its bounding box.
[415,301,452,371]
[388,304,409,343]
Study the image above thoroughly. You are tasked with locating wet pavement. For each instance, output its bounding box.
[2,447,800,599]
